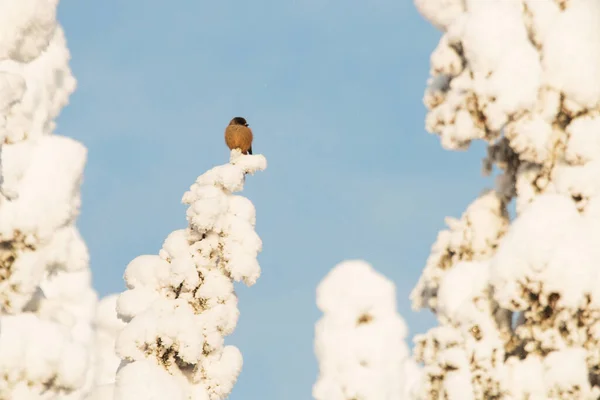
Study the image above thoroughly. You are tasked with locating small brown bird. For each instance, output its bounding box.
[225,117,253,155]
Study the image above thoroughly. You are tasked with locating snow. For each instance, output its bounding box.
[411,190,508,311]
[436,260,490,325]
[414,0,464,30]
[0,25,76,145]
[491,193,600,314]
[85,385,115,400]
[89,295,126,389]
[565,115,600,164]
[115,361,185,400]
[542,0,600,109]
[0,0,82,313]
[0,0,58,63]
[0,136,86,237]
[34,268,98,398]
[0,0,96,398]
[313,260,419,400]
[0,135,86,314]
[501,348,594,399]
[414,0,600,397]
[503,355,546,399]
[544,348,592,397]
[505,115,554,164]
[423,0,541,150]
[113,150,266,399]
[0,314,89,398]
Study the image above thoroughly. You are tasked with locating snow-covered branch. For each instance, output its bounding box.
[412,0,600,398]
[0,0,97,398]
[111,150,266,399]
[314,260,420,400]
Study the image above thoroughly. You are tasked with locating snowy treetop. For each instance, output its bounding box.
[113,150,266,400]
[314,260,419,400]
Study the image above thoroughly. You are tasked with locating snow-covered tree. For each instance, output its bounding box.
[102,150,267,399]
[314,260,420,400]
[0,0,98,398]
[411,0,600,398]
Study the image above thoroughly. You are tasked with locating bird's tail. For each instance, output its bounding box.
[248,146,253,155]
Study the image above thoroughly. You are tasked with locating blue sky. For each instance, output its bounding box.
[57,1,492,398]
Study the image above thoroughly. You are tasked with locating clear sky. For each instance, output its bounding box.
[57,1,492,398]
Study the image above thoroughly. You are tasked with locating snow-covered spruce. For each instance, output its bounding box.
[0,1,98,398]
[314,260,420,400]
[112,150,266,400]
[412,0,600,399]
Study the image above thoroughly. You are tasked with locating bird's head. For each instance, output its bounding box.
[229,117,249,127]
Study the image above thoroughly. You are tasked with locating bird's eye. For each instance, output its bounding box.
[245,123,249,127]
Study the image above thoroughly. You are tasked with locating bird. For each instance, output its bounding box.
[225,117,253,155]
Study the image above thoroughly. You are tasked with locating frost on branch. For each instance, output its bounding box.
[113,150,267,400]
[0,1,96,398]
[413,0,600,398]
[314,260,420,400]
